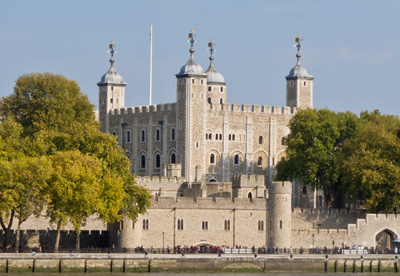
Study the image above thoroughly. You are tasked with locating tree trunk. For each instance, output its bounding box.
[75,230,80,250]
[15,220,21,253]
[0,210,15,247]
[55,220,62,253]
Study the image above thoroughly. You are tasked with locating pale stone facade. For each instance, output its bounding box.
[98,34,400,251]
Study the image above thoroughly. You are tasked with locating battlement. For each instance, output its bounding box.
[109,103,176,115]
[291,208,362,215]
[268,181,292,194]
[209,103,296,115]
[136,175,185,185]
[232,174,265,188]
[150,196,267,209]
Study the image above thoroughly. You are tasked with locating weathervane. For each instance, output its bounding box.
[108,41,117,58]
[188,29,196,48]
[207,39,216,56]
[294,34,303,53]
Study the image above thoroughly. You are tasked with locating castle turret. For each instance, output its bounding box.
[205,39,226,105]
[285,35,313,109]
[268,181,292,249]
[175,30,208,182]
[97,41,126,133]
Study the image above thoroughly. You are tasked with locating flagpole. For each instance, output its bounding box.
[149,24,153,106]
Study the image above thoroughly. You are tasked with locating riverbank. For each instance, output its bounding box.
[1,253,399,273]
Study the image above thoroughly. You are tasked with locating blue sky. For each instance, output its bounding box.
[1,1,399,116]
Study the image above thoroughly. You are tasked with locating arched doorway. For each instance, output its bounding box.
[375,229,396,251]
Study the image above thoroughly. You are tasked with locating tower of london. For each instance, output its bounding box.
[59,31,399,251]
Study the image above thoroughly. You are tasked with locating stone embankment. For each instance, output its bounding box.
[1,253,400,273]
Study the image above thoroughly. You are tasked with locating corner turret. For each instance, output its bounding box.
[285,35,313,109]
[98,41,126,133]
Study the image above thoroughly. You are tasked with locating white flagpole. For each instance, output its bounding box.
[149,24,153,106]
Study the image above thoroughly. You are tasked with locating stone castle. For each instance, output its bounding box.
[3,32,399,252]
[97,32,399,251]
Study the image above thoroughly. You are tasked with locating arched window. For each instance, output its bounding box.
[220,98,223,104]
[258,157,262,166]
[210,153,215,164]
[281,137,286,145]
[171,128,175,141]
[171,153,176,164]
[248,192,253,200]
[215,134,218,140]
[208,133,212,140]
[141,130,146,142]
[259,136,263,144]
[229,134,232,141]
[126,130,131,143]
[206,133,208,140]
[208,86,211,92]
[220,87,223,92]
[234,154,239,165]
[302,186,307,195]
[219,134,222,140]
[192,79,195,84]
[208,97,212,104]
[155,129,160,142]
[112,131,117,136]
[140,154,146,169]
[155,153,161,168]
[232,134,235,141]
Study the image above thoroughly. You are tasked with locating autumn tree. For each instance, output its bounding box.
[0,73,151,250]
[341,111,400,213]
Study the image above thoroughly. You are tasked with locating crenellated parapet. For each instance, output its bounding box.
[150,196,267,209]
[232,174,265,188]
[209,103,296,115]
[109,103,177,116]
[291,208,363,215]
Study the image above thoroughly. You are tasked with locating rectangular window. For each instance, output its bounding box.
[143,219,149,230]
[202,221,208,230]
[121,220,124,230]
[280,220,282,229]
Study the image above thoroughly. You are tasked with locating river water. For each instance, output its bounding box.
[17,273,400,276]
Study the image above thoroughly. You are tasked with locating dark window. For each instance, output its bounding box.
[281,137,286,145]
[143,219,149,230]
[171,128,175,141]
[208,133,212,140]
[215,134,218,140]
[224,220,230,231]
[121,220,124,230]
[192,79,194,84]
[208,86,211,91]
[171,153,176,164]
[141,130,146,142]
[280,220,282,229]
[127,130,131,143]
[220,98,223,104]
[178,219,184,230]
[258,157,262,166]
[155,154,161,168]
[156,129,160,141]
[232,134,235,141]
[248,193,252,200]
[140,154,146,169]
[220,87,223,92]
[208,97,211,104]
[219,134,222,140]
[132,221,135,229]
[259,136,263,144]
[210,153,215,164]
[234,154,239,165]
[202,221,208,230]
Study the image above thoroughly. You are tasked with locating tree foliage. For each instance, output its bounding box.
[0,73,151,249]
[277,108,400,213]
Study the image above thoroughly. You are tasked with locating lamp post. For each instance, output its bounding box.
[117,230,120,253]
[312,233,315,254]
[162,232,165,254]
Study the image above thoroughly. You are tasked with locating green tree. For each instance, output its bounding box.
[0,73,151,250]
[276,108,361,206]
[0,120,49,248]
[341,112,400,213]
